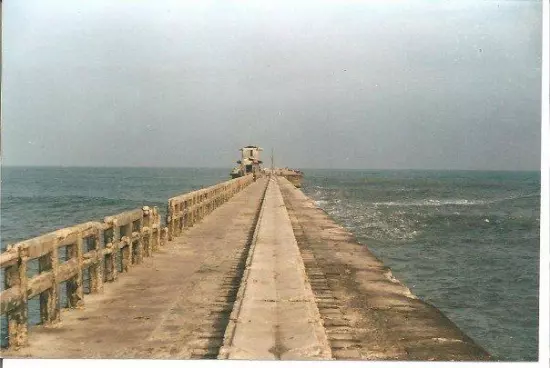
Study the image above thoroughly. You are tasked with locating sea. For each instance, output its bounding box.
[0,167,540,361]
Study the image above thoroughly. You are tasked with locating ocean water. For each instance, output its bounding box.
[300,169,540,361]
[0,167,540,361]
[0,167,231,246]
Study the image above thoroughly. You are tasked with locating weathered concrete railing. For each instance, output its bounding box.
[0,206,165,348]
[166,174,254,240]
[1,174,256,349]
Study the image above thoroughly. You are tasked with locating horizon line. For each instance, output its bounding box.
[0,164,541,173]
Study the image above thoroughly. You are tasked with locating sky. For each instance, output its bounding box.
[0,0,543,170]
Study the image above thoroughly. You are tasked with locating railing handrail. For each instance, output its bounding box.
[166,174,255,240]
[0,222,101,269]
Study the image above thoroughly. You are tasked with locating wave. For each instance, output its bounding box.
[373,199,490,207]
[372,193,539,208]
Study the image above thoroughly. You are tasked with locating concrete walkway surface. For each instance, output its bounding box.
[219,177,332,360]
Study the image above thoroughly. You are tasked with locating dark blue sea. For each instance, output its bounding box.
[0,167,540,360]
[301,169,540,361]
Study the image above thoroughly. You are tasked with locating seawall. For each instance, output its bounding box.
[278,177,491,360]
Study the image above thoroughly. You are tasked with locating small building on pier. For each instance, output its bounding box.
[231,146,263,178]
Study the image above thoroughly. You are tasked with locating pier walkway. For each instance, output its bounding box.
[4,177,268,359]
[1,174,492,361]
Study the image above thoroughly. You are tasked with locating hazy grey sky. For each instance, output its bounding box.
[1,0,542,170]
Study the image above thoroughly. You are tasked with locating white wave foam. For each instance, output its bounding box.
[373,198,489,207]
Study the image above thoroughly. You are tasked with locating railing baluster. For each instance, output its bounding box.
[111,221,120,281]
[90,228,103,293]
[153,207,161,251]
[67,235,83,308]
[6,245,28,348]
[166,201,174,241]
[184,199,189,229]
[121,238,130,273]
[39,242,59,325]
[160,226,167,248]
[142,206,151,257]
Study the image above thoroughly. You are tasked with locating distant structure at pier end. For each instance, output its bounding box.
[230,145,263,178]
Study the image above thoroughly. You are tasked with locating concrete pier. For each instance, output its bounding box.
[0,174,492,361]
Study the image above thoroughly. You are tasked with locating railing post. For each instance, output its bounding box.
[39,242,60,325]
[183,199,189,229]
[110,221,120,281]
[90,228,104,293]
[6,245,28,348]
[189,196,194,227]
[197,195,202,222]
[121,237,131,273]
[171,203,177,238]
[188,198,193,226]
[151,207,160,251]
[156,207,161,248]
[142,206,152,257]
[193,194,199,226]
[166,201,174,241]
[133,217,143,265]
[181,202,186,235]
[160,227,168,247]
[175,203,182,237]
[103,218,119,282]
[67,235,83,308]
[202,193,206,218]
[196,195,200,223]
